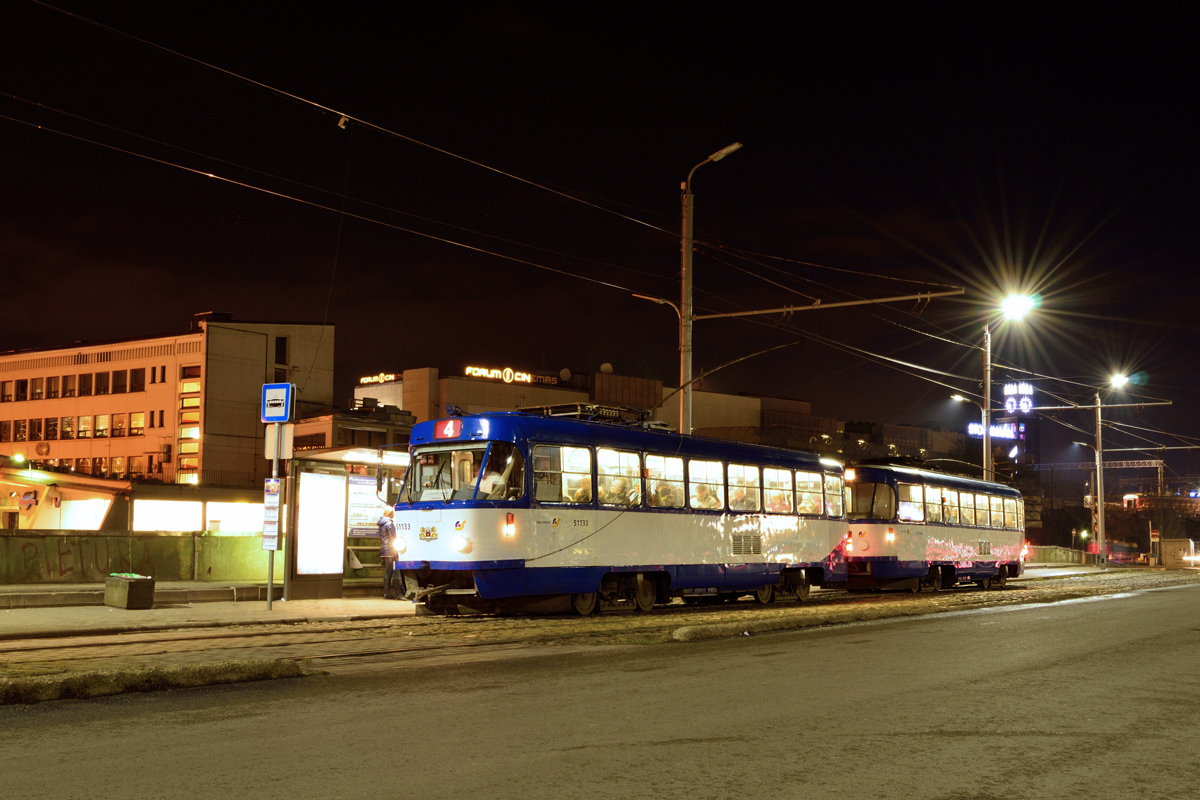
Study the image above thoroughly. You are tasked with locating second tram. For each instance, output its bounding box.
[843,464,1026,591]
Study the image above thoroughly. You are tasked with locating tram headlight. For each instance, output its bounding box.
[395,536,407,554]
[503,512,516,538]
[451,533,472,553]
[885,529,895,542]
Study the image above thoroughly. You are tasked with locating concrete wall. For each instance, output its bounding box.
[0,532,284,584]
[1029,545,1085,564]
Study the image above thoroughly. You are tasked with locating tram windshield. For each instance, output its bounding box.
[401,442,525,503]
[847,481,896,520]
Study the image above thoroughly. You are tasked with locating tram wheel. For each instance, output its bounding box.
[753,584,775,605]
[991,568,1007,589]
[795,581,811,602]
[976,577,991,590]
[572,592,599,616]
[633,575,656,612]
[923,568,942,593]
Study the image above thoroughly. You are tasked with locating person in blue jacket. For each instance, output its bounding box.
[378,508,400,599]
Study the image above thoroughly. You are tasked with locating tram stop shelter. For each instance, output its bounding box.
[282,447,408,600]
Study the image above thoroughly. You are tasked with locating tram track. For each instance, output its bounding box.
[4,572,1196,678]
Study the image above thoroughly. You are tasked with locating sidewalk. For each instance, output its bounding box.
[0,561,1112,642]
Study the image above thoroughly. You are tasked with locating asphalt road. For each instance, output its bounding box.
[2,583,1197,800]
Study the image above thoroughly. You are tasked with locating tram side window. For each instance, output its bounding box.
[728,464,761,511]
[898,483,925,522]
[924,486,943,523]
[990,496,1004,529]
[1017,498,1025,531]
[1003,497,1018,530]
[960,493,976,525]
[598,448,641,506]
[688,459,724,510]
[532,445,593,503]
[824,474,844,517]
[646,454,684,507]
[975,494,990,527]
[763,467,792,513]
[796,471,823,515]
[944,490,960,524]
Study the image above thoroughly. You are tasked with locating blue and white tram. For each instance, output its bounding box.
[392,411,849,614]
[842,464,1027,592]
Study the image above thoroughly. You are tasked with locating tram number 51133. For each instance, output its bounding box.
[574,519,589,527]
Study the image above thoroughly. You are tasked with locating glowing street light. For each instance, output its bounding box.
[982,294,1036,482]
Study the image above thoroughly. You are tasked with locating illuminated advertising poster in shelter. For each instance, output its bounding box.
[296,472,347,575]
[347,474,388,536]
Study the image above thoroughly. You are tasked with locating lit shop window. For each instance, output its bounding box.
[179,426,200,440]
[177,472,199,485]
[181,397,200,409]
[61,417,75,440]
[112,413,127,437]
[130,412,145,436]
[178,456,199,470]
[128,456,145,477]
[76,457,90,474]
[111,456,126,478]
[180,410,200,424]
[179,441,199,455]
[94,415,110,439]
[29,418,42,441]
[78,415,93,438]
[31,377,44,400]
[14,419,27,441]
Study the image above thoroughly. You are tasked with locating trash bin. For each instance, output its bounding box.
[105,573,156,609]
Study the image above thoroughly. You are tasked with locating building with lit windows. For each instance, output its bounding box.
[0,313,334,529]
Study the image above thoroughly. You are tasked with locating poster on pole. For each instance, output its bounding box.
[348,474,390,536]
[262,478,281,551]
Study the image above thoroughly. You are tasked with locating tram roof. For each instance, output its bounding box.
[410,412,836,472]
[850,463,1022,497]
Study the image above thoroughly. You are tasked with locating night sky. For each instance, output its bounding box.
[3,3,1197,478]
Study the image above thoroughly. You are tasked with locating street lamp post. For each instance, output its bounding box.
[983,324,993,482]
[681,142,742,435]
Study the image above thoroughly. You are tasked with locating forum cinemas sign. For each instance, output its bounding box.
[465,365,559,385]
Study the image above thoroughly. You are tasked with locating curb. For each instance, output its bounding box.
[672,602,950,642]
[0,658,313,706]
[0,609,416,642]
